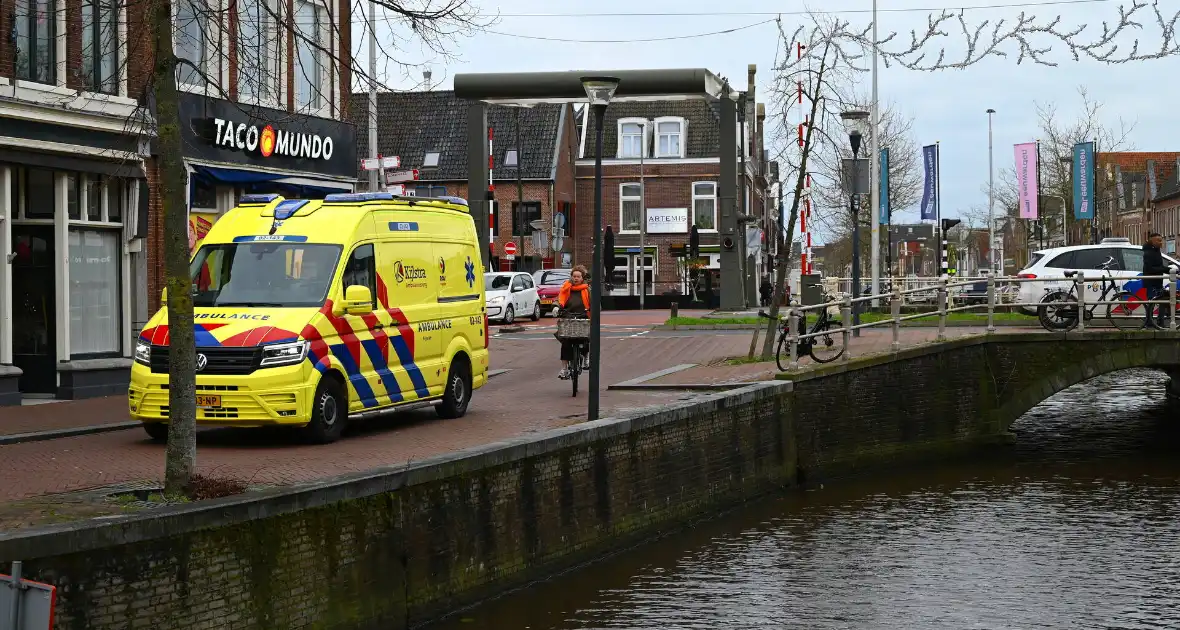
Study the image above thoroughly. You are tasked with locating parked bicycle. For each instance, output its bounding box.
[554,312,591,397]
[759,284,845,370]
[1036,257,1144,331]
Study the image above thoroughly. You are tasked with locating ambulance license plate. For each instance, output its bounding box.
[196,395,222,408]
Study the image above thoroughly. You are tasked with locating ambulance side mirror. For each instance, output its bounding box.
[342,285,374,315]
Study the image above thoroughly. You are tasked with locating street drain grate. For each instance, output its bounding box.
[102,481,174,510]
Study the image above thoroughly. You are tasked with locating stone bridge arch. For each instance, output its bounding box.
[780,331,1180,478]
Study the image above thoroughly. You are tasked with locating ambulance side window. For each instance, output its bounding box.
[342,244,377,308]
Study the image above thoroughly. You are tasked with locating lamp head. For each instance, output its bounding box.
[986,108,996,114]
[849,130,863,158]
[580,76,620,107]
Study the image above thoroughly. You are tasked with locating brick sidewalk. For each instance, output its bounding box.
[0,331,753,505]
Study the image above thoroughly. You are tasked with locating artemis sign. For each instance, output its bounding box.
[212,118,335,161]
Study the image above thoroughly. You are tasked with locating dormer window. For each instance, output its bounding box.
[423,151,440,167]
[654,117,685,158]
[617,118,648,158]
[504,149,519,167]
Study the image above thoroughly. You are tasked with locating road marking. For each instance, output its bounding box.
[629,330,651,338]
[609,364,697,389]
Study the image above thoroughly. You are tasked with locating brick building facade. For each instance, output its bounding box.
[572,89,775,298]
[352,90,578,272]
[0,0,356,403]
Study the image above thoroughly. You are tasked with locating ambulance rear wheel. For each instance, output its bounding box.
[304,378,348,444]
[436,357,472,419]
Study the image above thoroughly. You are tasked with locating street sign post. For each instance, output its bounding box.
[385,184,406,195]
[503,242,518,257]
[1,562,57,630]
[380,156,401,169]
[385,170,420,184]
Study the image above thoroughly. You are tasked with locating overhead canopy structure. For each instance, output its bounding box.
[454,68,743,310]
[454,69,728,105]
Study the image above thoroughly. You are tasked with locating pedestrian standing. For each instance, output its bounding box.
[1142,232,1169,329]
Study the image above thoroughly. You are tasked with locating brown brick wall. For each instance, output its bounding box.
[64,0,83,90]
[0,0,14,79]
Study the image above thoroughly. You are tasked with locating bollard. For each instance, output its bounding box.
[937,278,948,341]
[670,303,679,320]
[787,307,800,370]
[1075,271,1086,333]
[7,560,23,630]
[986,275,996,334]
[840,298,852,362]
[1167,267,1178,330]
[890,289,902,352]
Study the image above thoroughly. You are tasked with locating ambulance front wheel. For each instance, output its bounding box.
[143,422,168,443]
[436,357,472,419]
[304,377,348,444]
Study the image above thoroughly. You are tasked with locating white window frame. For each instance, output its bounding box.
[172,0,226,95]
[654,116,686,159]
[691,181,717,233]
[235,0,285,107]
[619,182,642,234]
[293,0,331,116]
[616,117,648,159]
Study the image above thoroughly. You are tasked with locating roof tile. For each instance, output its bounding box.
[348,90,565,180]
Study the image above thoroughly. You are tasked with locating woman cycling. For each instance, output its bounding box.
[556,265,590,379]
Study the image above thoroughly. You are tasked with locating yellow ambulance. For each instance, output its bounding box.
[128,192,490,443]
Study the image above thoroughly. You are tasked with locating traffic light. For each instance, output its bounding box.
[941,218,961,232]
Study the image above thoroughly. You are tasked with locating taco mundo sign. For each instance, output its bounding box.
[212,117,335,161]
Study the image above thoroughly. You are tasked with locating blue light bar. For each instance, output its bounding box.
[239,194,281,204]
[436,196,469,206]
[323,192,395,203]
[273,199,310,220]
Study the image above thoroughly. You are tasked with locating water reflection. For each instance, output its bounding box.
[430,369,1180,630]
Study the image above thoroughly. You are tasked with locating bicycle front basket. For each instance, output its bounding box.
[556,318,591,339]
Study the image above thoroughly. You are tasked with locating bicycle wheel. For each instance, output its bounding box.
[808,320,845,363]
[775,331,792,372]
[1106,290,1145,331]
[1037,291,1078,331]
[569,347,580,397]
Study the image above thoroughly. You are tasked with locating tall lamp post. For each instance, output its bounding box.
[841,109,869,336]
[986,108,996,272]
[581,76,620,422]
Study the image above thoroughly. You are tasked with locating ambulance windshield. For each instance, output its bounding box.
[190,242,343,307]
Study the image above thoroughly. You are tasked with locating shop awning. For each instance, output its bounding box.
[191,165,353,198]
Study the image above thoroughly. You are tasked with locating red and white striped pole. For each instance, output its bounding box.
[488,128,496,256]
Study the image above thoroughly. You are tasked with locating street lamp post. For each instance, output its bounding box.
[841,109,869,336]
[581,76,620,422]
[986,108,996,272]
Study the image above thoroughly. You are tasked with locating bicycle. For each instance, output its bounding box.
[554,312,591,397]
[1036,257,1145,331]
[759,284,845,371]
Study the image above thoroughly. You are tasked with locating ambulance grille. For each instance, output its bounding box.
[150,346,262,375]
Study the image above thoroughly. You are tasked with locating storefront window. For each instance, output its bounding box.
[82,0,120,94]
[69,230,121,355]
[87,175,104,221]
[24,169,55,219]
[14,0,57,84]
[190,177,218,210]
[68,173,81,220]
[107,178,124,222]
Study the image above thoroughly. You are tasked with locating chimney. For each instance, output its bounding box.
[423,69,433,88]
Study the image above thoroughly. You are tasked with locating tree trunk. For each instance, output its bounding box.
[150,0,197,495]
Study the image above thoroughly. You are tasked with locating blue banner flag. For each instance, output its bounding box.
[1072,141,1095,220]
[879,147,890,225]
[920,144,938,220]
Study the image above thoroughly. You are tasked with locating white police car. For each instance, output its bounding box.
[1015,238,1180,314]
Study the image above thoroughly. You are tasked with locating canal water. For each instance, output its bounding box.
[430,369,1180,629]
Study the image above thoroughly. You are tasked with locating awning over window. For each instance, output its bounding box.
[190,165,353,199]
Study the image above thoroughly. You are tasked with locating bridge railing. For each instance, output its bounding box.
[770,269,1180,370]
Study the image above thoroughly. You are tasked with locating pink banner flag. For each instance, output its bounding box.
[1014,142,1039,219]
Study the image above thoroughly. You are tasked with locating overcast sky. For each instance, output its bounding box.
[367,0,1178,243]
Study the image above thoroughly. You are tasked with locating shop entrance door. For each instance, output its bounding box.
[11,226,57,394]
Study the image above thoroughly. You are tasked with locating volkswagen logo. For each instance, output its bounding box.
[195,354,208,372]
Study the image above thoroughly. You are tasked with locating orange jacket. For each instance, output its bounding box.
[557,281,590,313]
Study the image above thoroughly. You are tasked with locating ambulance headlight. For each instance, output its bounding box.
[260,341,309,367]
[134,340,152,366]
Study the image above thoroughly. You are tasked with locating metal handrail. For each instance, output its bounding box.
[772,269,1180,370]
